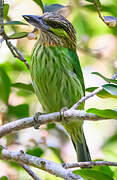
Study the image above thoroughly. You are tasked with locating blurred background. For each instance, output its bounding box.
[0,0,117,179]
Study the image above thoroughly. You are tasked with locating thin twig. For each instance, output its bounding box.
[94,0,108,26]
[70,86,103,110]
[20,163,42,180]
[5,40,30,69]
[63,161,117,169]
[1,149,84,180]
[0,0,30,69]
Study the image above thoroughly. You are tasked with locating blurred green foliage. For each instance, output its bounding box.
[0,0,117,179]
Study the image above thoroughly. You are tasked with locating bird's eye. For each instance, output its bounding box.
[51,22,60,28]
[44,20,61,29]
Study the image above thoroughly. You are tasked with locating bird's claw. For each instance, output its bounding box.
[60,107,68,124]
[34,112,44,129]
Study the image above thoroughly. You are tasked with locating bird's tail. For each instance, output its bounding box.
[64,121,91,162]
[71,127,91,162]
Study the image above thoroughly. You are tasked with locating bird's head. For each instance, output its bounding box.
[23,12,76,50]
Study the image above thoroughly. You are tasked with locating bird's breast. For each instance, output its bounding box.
[30,44,84,112]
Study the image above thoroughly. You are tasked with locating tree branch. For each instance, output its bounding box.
[94,0,109,26]
[70,86,103,110]
[63,161,117,169]
[0,109,108,138]
[1,148,117,179]
[20,163,42,180]
[5,39,30,69]
[1,148,84,180]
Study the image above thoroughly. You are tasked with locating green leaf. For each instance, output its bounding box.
[47,123,56,129]
[26,147,44,157]
[33,0,44,12]
[85,0,95,3]
[49,147,64,163]
[8,104,29,118]
[4,21,28,26]
[0,176,8,180]
[74,169,114,180]
[103,132,117,149]
[0,4,9,18]
[92,72,117,84]
[0,68,11,104]
[4,4,9,18]
[86,85,117,98]
[91,162,113,177]
[86,108,117,119]
[11,83,34,93]
[9,162,21,170]
[103,84,117,96]
[8,32,29,39]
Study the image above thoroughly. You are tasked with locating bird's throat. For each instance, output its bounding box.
[39,31,76,50]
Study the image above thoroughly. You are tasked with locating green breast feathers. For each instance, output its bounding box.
[31,44,84,113]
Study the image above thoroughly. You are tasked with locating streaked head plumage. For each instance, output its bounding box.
[23,12,76,50]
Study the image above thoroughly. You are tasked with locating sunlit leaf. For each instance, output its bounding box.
[4,21,28,26]
[91,161,113,177]
[0,4,9,18]
[86,85,117,98]
[74,169,114,180]
[11,83,34,93]
[86,108,117,119]
[92,72,117,84]
[0,68,11,104]
[26,147,44,157]
[103,84,117,96]
[4,4,9,18]
[8,104,29,118]
[8,32,29,39]
[33,0,44,12]
[44,4,65,13]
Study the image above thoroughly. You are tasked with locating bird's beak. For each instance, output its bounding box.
[23,15,49,31]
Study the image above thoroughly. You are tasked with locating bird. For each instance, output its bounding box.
[23,12,91,162]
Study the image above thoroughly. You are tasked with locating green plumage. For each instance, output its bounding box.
[31,44,90,161]
[31,45,84,112]
[23,12,91,161]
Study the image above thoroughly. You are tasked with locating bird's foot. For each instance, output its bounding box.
[34,112,45,129]
[60,107,68,124]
